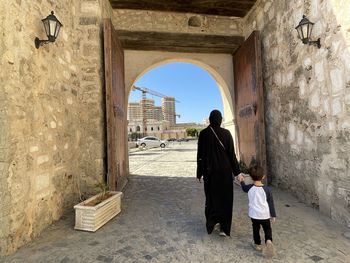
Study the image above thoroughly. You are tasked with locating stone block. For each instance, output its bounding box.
[330,68,344,94]
[328,157,347,170]
[296,129,304,145]
[88,28,100,40]
[50,121,57,129]
[0,121,9,147]
[83,44,100,57]
[36,173,50,192]
[29,146,39,153]
[323,98,330,114]
[288,123,296,141]
[341,120,350,129]
[310,90,320,108]
[82,75,98,82]
[298,77,307,97]
[81,2,99,15]
[332,97,342,116]
[315,61,324,82]
[82,67,96,74]
[71,89,78,96]
[79,17,98,26]
[0,162,9,179]
[304,136,314,149]
[37,155,49,165]
[64,51,72,64]
[52,152,62,166]
[345,94,350,105]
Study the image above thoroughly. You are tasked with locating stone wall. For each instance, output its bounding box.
[0,0,113,255]
[113,9,243,36]
[244,0,350,226]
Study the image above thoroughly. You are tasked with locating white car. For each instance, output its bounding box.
[136,136,168,148]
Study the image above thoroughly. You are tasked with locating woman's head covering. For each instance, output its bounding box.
[209,110,222,127]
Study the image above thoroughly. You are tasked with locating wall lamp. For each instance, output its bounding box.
[35,11,63,49]
[295,15,321,49]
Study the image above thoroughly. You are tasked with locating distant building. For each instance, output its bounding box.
[128,98,171,136]
[128,102,142,121]
[128,96,184,139]
[162,97,176,125]
[140,98,156,120]
[154,106,163,121]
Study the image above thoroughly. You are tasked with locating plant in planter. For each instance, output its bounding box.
[74,181,122,232]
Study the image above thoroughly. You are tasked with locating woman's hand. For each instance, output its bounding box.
[237,174,245,182]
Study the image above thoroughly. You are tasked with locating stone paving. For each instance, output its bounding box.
[1,141,350,263]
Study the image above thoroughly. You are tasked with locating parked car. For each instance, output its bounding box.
[137,136,168,148]
[177,138,189,142]
[167,138,177,142]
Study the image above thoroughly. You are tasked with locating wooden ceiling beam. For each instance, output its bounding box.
[110,0,257,17]
[117,30,244,53]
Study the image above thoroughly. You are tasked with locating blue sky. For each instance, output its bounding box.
[129,62,223,124]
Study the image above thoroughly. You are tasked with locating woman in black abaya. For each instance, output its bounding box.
[196,110,241,236]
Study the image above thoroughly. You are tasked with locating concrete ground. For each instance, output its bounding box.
[1,141,350,263]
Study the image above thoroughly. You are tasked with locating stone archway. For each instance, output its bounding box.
[124,50,236,137]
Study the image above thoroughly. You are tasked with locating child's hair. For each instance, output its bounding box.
[249,165,264,181]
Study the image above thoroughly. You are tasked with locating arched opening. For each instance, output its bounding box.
[127,60,236,177]
[126,56,235,135]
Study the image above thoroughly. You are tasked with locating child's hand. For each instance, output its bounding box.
[237,174,244,182]
[271,217,276,223]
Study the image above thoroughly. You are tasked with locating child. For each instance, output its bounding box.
[239,165,277,257]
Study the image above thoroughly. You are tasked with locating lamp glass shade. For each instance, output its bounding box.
[295,15,314,43]
[302,23,309,39]
[49,20,56,37]
[41,11,63,42]
[308,23,313,39]
[296,26,303,39]
[42,19,50,38]
[54,24,61,38]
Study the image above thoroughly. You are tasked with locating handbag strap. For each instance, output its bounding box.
[209,126,226,150]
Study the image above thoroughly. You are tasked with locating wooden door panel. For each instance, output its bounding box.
[104,19,126,190]
[233,31,266,173]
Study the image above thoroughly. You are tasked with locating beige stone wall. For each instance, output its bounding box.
[0,0,113,255]
[113,9,243,36]
[244,0,350,226]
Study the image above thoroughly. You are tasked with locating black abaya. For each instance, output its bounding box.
[197,115,240,236]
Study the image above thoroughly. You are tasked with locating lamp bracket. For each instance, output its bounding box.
[309,38,321,49]
[35,37,50,49]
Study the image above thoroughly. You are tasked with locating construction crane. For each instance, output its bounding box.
[132,85,180,136]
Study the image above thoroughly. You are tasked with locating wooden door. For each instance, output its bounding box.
[104,19,127,190]
[233,31,266,173]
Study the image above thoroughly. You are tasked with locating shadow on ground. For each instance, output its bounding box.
[2,174,350,263]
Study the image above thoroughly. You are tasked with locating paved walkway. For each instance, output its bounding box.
[1,142,350,263]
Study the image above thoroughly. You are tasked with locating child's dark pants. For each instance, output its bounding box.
[251,218,272,245]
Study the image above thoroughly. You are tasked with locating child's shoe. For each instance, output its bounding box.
[263,240,277,257]
[251,241,262,251]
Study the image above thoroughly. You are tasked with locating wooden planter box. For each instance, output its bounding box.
[74,191,122,232]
